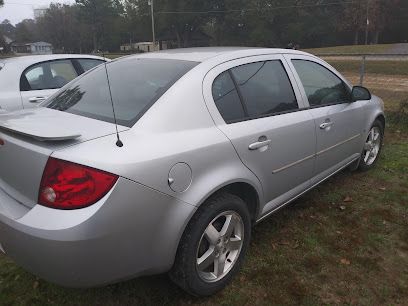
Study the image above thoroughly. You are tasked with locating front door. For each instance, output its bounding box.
[204,55,316,215]
[286,55,366,181]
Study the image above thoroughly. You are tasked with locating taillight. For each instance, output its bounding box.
[38,157,118,210]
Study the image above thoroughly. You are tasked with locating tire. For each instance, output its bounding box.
[170,192,251,296]
[358,119,384,171]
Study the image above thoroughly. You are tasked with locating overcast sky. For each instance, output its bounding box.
[0,0,74,25]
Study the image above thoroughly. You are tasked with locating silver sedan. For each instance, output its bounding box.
[0,54,107,111]
[0,47,385,296]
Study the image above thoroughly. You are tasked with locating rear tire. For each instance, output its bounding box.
[170,192,251,296]
[358,119,384,171]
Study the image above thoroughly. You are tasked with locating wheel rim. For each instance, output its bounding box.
[363,126,381,166]
[196,211,244,283]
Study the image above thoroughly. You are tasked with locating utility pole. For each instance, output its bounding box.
[148,0,156,50]
[365,0,370,45]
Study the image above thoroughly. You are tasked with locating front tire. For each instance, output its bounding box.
[358,119,384,171]
[170,192,251,296]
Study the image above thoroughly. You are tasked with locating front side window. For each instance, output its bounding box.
[292,60,351,107]
[21,60,78,91]
[46,58,197,127]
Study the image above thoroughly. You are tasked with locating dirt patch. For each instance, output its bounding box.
[343,73,408,92]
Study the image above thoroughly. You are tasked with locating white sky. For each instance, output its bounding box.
[0,0,74,25]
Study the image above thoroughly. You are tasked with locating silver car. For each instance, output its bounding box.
[0,48,385,296]
[0,54,107,111]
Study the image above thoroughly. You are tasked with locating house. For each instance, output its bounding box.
[11,41,53,55]
[120,41,168,53]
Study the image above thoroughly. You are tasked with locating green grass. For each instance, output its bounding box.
[304,44,396,55]
[327,60,408,76]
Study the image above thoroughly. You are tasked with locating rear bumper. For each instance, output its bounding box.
[0,177,195,287]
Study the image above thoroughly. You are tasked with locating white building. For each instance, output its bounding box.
[120,41,167,53]
[11,42,53,55]
[34,7,47,20]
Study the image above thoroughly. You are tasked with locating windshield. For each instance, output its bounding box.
[45,58,198,127]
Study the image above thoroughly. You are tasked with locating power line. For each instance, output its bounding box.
[156,1,354,15]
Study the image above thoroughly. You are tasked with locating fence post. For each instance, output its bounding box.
[359,55,366,86]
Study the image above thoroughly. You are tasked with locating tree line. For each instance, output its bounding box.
[1,0,407,54]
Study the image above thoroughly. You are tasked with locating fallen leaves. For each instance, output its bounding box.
[340,258,351,265]
[343,196,353,203]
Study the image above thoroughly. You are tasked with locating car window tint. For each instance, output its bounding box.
[78,59,104,71]
[292,60,351,107]
[22,60,78,91]
[46,58,197,127]
[230,61,298,117]
[212,71,246,123]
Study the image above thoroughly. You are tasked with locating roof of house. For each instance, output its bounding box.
[11,41,52,47]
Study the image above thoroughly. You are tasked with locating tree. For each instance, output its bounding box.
[14,19,38,42]
[75,0,120,51]
[36,4,91,53]
[0,0,4,7]
[369,0,399,44]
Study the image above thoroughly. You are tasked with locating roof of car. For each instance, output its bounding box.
[1,54,107,65]
[135,47,312,62]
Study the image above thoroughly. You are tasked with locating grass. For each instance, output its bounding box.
[1,61,408,306]
[304,44,397,55]
[327,60,408,76]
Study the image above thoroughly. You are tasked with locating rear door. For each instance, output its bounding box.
[203,54,316,215]
[20,59,79,108]
[285,54,366,181]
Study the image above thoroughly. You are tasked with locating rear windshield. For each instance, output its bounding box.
[45,58,198,127]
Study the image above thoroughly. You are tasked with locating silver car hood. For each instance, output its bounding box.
[0,107,129,208]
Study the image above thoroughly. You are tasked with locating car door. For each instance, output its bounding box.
[285,55,366,182]
[20,59,79,108]
[203,55,316,215]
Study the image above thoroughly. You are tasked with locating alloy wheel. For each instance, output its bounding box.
[363,126,381,166]
[196,211,244,283]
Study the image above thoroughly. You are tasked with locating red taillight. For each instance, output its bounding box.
[38,157,118,210]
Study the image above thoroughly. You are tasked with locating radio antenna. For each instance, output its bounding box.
[102,53,123,147]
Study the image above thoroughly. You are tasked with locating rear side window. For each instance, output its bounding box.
[231,61,298,117]
[46,58,197,127]
[212,71,246,123]
[77,59,104,71]
[292,60,351,107]
[212,60,298,123]
[21,60,78,91]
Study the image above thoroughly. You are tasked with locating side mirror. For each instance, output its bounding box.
[351,86,371,102]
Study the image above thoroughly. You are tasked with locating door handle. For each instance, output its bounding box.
[28,96,47,103]
[320,122,334,129]
[249,139,271,150]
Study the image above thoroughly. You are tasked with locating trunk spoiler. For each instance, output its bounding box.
[0,110,81,141]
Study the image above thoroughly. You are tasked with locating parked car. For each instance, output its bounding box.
[0,48,385,296]
[0,54,107,111]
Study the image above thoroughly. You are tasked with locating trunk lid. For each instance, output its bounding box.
[0,108,128,208]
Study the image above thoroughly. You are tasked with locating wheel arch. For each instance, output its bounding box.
[375,113,386,130]
[203,181,261,223]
